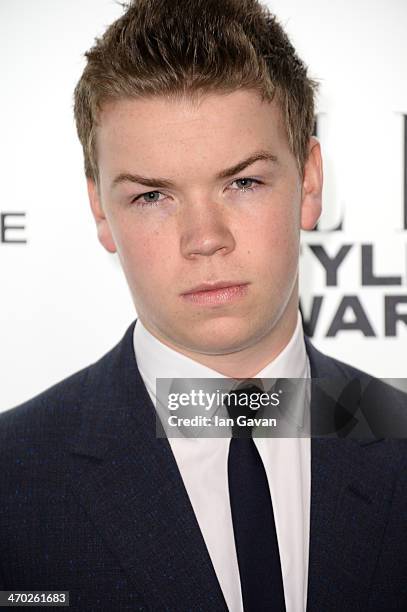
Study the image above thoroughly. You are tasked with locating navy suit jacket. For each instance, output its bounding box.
[0,321,406,611]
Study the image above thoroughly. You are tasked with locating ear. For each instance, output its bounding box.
[300,136,323,231]
[87,178,117,253]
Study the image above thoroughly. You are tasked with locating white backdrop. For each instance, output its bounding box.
[1,0,406,411]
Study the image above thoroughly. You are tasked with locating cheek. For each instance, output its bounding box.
[238,205,300,301]
[241,196,300,257]
[114,224,176,292]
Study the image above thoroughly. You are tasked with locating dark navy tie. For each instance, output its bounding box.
[226,384,286,612]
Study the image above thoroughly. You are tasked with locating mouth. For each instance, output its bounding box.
[180,281,250,306]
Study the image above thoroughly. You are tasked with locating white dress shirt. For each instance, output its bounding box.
[133,312,311,612]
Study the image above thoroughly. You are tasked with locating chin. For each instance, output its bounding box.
[178,320,264,356]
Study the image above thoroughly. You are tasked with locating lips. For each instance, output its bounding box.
[180,281,250,306]
[181,281,247,295]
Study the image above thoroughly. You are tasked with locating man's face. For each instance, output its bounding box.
[88,90,322,363]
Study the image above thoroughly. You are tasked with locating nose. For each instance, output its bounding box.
[179,200,236,260]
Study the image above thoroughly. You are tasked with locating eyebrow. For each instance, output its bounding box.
[110,150,278,190]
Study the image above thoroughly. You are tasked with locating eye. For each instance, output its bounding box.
[131,190,166,206]
[230,177,262,192]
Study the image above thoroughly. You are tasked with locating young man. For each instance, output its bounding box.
[1,1,406,611]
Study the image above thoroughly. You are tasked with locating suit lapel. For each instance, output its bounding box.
[305,339,398,611]
[66,321,228,611]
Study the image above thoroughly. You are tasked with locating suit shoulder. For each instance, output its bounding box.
[0,364,88,453]
[326,352,406,407]
[305,335,372,380]
[305,335,406,400]
[0,331,129,453]
[305,336,407,457]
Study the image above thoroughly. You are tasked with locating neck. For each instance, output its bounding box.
[140,299,300,379]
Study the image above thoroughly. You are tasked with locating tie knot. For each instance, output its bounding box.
[224,381,264,438]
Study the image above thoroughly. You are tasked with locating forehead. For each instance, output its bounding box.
[95,89,290,177]
[98,89,285,136]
